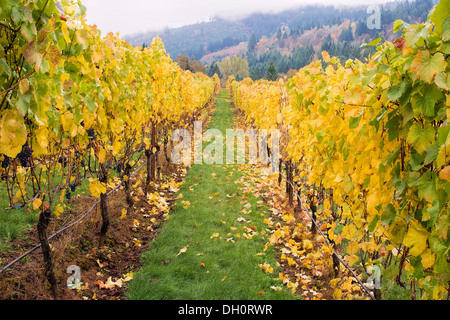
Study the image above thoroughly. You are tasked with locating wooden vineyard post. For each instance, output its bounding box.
[145,122,157,194]
[124,164,134,215]
[37,208,58,299]
[151,123,157,181]
[99,165,109,240]
[278,159,283,186]
[285,161,294,206]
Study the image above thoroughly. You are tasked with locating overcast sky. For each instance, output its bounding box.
[81,0,390,37]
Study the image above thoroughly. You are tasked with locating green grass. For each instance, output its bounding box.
[0,167,93,255]
[126,90,297,300]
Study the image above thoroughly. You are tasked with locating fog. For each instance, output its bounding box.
[81,0,389,36]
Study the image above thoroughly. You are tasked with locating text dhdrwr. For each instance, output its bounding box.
[223,305,273,315]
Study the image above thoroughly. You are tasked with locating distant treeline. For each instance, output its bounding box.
[170,0,437,81]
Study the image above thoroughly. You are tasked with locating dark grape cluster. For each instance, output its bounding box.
[1,155,10,169]
[58,156,67,167]
[70,183,76,192]
[87,128,96,140]
[116,163,123,173]
[16,144,33,167]
[66,189,71,200]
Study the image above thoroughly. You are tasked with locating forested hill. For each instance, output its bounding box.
[125,0,437,80]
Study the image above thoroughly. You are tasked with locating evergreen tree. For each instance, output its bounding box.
[248,34,257,52]
[276,28,282,40]
[207,62,222,78]
[339,25,354,42]
[265,61,278,81]
[250,66,262,80]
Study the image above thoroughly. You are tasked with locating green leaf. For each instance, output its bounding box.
[349,115,361,129]
[386,82,406,102]
[442,16,450,42]
[435,72,450,91]
[85,96,97,113]
[385,113,400,142]
[394,20,404,34]
[438,124,450,145]
[426,201,441,226]
[381,204,396,226]
[15,92,31,116]
[417,172,438,203]
[409,151,424,171]
[423,141,440,165]
[362,37,381,47]
[407,122,436,154]
[430,0,450,34]
[0,58,11,77]
[11,5,23,24]
[411,84,443,117]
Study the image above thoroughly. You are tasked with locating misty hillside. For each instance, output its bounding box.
[125,0,436,72]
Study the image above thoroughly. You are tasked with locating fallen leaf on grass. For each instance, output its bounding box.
[259,262,274,274]
[181,201,191,209]
[176,245,189,256]
[271,286,283,291]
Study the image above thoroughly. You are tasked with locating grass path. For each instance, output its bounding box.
[126,90,297,300]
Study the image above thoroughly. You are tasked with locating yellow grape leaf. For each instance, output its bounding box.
[89,179,106,198]
[433,285,447,300]
[421,248,436,269]
[54,204,64,218]
[91,45,105,64]
[346,241,359,255]
[32,198,42,211]
[18,79,29,95]
[98,149,106,163]
[410,50,446,83]
[34,126,49,155]
[112,138,123,156]
[61,22,71,43]
[439,166,450,182]
[61,112,77,137]
[404,218,429,256]
[75,29,91,49]
[302,239,313,250]
[333,288,343,299]
[60,72,71,83]
[0,109,28,158]
[344,254,359,267]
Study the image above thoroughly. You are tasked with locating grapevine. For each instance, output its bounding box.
[0,0,218,298]
[229,2,450,300]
